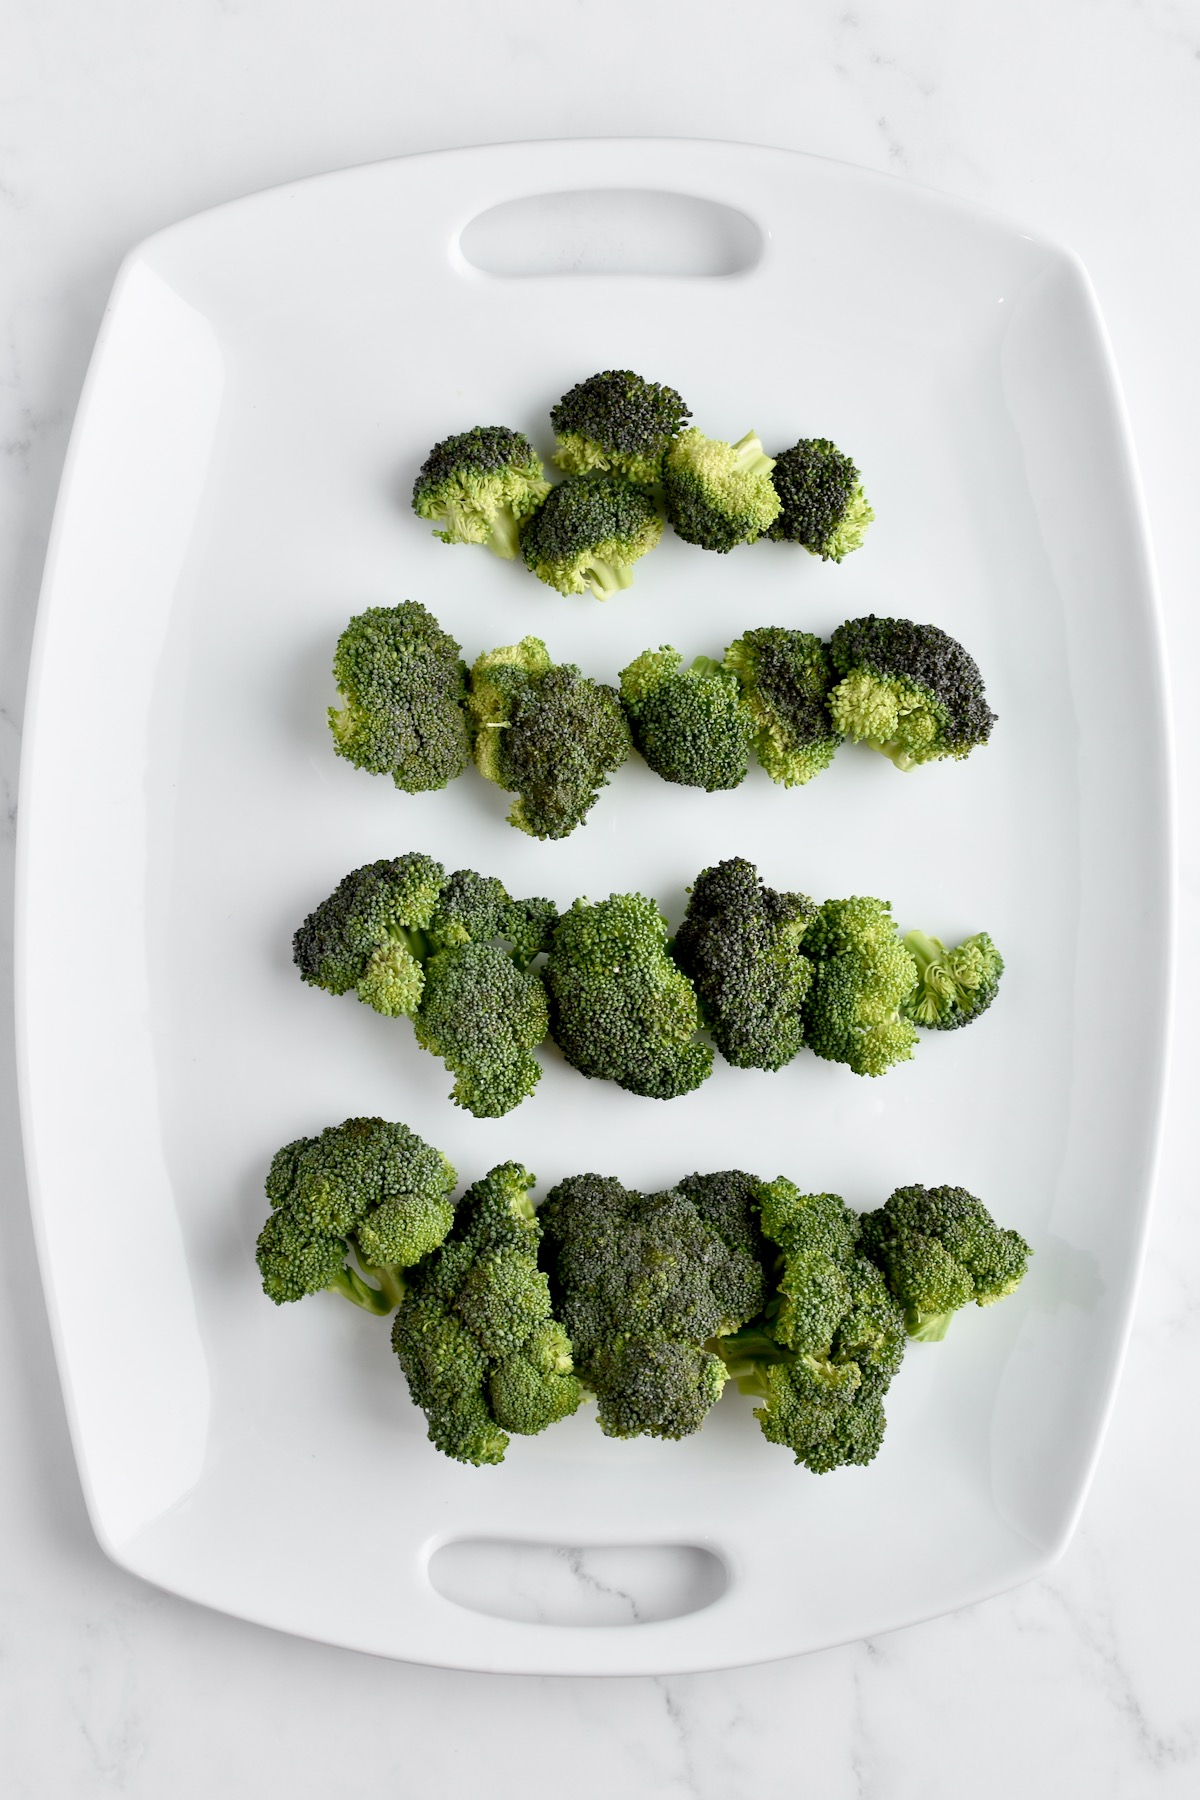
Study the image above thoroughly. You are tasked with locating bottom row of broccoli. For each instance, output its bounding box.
[257,1116,1031,1473]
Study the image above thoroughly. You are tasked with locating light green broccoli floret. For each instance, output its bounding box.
[619,646,752,791]
[800,896,920,1077]
[520,471,663,597]
[662,429,781,551]
[859,1184,1032,1340]
[900,930,1005,1032]
[723,627,842,787]
[826,616,996,769]
[411,426,550,558]
[550,369,692,486]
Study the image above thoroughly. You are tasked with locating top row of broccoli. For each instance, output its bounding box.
[410,368,874,594]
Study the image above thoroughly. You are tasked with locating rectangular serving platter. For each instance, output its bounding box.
[16,140,1171,1674]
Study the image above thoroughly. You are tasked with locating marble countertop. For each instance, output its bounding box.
[3,2,1197,1793]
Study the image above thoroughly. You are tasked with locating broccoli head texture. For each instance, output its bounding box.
[619,647,752,791]
[662,428,781,551]
[327,601,471,793]
[544,893,714,1099]
[723,627,842,787]
[550,369,692,486]
[411,425,550,559]
[392,1162,582,1463]
[800,896,920,1077]
[425,866,557,968]
[467,636,631,838]
[670,857,817,1071]
[767,438,873,561]
[900,929,1005,1031]
[413,941,549,1118]
[292,852,445,1017]
[859,1184,1032,1340]
[256,1116,457,1313]
[827,615,997,769]
[520,471,663,597]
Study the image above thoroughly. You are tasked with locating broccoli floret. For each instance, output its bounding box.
[800,896,920,1077]
[550,369,691,486]
[618,647,752,791]
[544,894,713,1099]
[326,602,471,793]
[392,1162,582,1464]
[827,616,997,769]
[900,930,1005,1031]
[539,1171,766,1439]
[411,426,550,559]
[255,1116,456,1313]
[662,428,781,551]
[520,471,663,598]
[859,1184,1032,1341]
[413,942,549,1118]
[426,867,557,969]
[723,627,842,787]
[671,857,816,1071]
[717,1182,906,1472]
[767,438,873,561]
[292,852,445,1017]
[466,637,631,838]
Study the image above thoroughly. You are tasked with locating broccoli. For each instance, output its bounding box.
[539,1171,767,1439]
[767,437,873,561]
[520,470,663,597]
[413,942,549,1118]
[716,1182,906,1472]
[426,866,558,969]
[549,369,692,487]
[827,616,997,769]
[800,896,920,1077]
[292,852,446,1018]
[411,426,550,559]
[661,428,781,551]
[391,1162,582,1464]
[859,1184,1032,1341]
[326,601,471,793]
[900,930,1005,1031]
[544,893,714,1099]
[723,627,842,787]
[618,646,752,791]
[255,1116,457,1313]
[670,857,817,1071]
[466,636,631,838]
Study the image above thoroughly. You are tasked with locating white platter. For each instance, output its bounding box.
[16,140,1171,1675]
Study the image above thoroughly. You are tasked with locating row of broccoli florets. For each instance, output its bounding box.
[410,369,874,593]
[328,601,997,837]
[256,1117,1031,1472]
[292,852,1004,1118]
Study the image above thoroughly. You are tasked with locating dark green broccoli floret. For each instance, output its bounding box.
[539,1171,766,1439]
[723,627,842,787]
[255,1116,456,1313]
[800,896,920,1077]
[900,930,1005,1031]
[544,894,713,1099]
[392,1162,582,1464]
[662,428,781,551]
[520,471,662,597]
[292,852,446,1017]
[827,616,997,769]
[717,1181,906,1472]
[467,637,631,838]
[550,369,691,487]
[326,602,471,793]
[670,857,817,1070]
[859,1184,1032,1341]
[413,942,549,1118]
[426,867,557,969]
[767,438,873,561]
[411,426,550,559]
[619,647,752,791]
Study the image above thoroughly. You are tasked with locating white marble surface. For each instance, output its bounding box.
[3,1,1198,1792]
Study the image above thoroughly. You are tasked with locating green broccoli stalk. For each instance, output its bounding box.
[800,896,920,1077]
[767,438,873,561]
[292,853,446,1018]
[550,369,692,486]
[723,627,842,787]
[859,1184,1031,1341]
[662,428,781,551]
[618,646,753,791]
[466,636,631,838]
[900,930,1005,1031]
[411,426,551,558]
[520,471,663,597]
[827,615,997,769]
[544,893,714,1099]
[255,1117,457,1313]
[391,1163,582,1465]
[326,601,471,793]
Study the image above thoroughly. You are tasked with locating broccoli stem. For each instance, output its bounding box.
[582,558,634,599]
[731,431,774,479]
[906,1308,954,1342]
[485,505,521,561]
[902,930,945,977]
[329,1263,400,1315]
